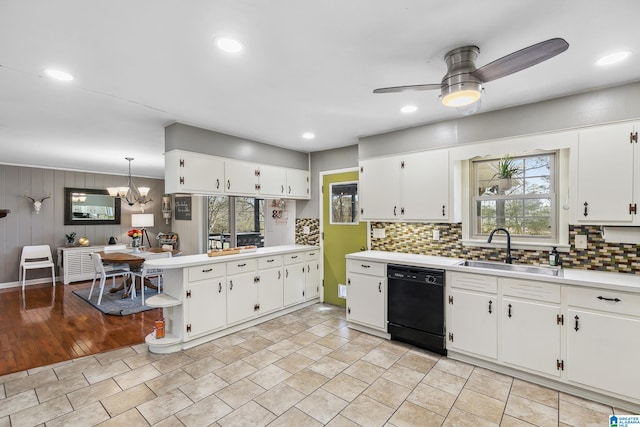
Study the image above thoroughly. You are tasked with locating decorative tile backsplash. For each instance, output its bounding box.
[295,218,320,246]
[369,222,640,275]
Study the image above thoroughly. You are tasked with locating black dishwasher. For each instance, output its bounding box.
[387,264,446,355]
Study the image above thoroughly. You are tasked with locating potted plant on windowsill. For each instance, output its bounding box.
[493,155,520,192]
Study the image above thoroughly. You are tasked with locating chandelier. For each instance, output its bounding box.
[107,157,151,209]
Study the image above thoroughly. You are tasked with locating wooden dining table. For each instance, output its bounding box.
[97,248,178,298]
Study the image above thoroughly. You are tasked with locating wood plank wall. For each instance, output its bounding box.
[0,164,169,286]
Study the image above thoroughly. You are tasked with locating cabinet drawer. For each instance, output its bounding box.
[501,278,560,303]
[188,263,225,282]
[347,260,385,277]
[305,250,320,260]
[226,258,258,276]
[567,286,640,317]
[450,272,497,293]
[284,252,304,265]
[258,255,283,269]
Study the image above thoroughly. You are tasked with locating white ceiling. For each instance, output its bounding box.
[1,1,639,178]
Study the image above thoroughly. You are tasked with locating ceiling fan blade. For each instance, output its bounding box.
[472,38,569,83]
[373,83,441,94]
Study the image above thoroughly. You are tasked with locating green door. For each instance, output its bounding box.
[323,170,368,306]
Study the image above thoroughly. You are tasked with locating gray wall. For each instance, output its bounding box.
[0,165,168,286]
[165,123,309,170]
[298,145,359,219]
[359,82,640,158]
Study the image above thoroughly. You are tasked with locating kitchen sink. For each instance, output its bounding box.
[459,260,563,277]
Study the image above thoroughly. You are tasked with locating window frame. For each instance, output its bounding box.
[470,151,558,243]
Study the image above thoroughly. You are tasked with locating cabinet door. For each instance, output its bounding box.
[359,157,401,220]
[402,150,450,221]
[346,273,385,330]
[285,168,310,199]
[259,165,286,197]
[225,160,259,195]
[187,277,226,339]
[283,263,305,306]
[577,123,635,223]
[501,298,561,377]
[165,150,224,194]
[447,288,497,359]
[305,260,321,300]
[566,309,640,401]
[226,272,257,325]
[257,267,283,314]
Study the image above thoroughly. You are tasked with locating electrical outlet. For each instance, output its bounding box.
[303,226,310,235]
[372,228,386,239]
[432,229,440,241]
[575,234,587,249]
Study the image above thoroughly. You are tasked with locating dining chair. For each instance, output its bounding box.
[130,251,172,305]
[103,244,130,271]
[89,252,130,305]
[19,245,56,290]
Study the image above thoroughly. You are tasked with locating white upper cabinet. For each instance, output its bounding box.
[165,150,224,195]
[224,159,260,196]
[577,122,640,223]
[359,156,402,220]
[286,168,310,199]
[165,150,309,199]
[359,149,457,221]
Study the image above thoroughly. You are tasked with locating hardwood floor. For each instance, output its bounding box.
[0,280,161,376]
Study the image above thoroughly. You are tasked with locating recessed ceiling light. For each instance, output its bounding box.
[215,37,243,53]
[44,69,74,81]
[596,51,631,66]
[401,105,418,114]
[302,132,315,140]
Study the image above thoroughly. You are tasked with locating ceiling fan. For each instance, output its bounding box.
[373,38,569,111]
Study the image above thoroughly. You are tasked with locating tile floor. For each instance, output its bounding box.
[0,303,625,426]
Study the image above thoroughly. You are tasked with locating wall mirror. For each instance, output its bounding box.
[64,187,121,225]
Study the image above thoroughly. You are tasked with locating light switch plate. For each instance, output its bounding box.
[432,229,440,241]
[575,234,587,249]
[303,226,310,235]
[372,228,386,239]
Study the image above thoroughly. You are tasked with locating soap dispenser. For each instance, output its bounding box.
[549,246,559,266]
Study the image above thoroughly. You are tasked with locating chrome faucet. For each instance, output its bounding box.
[488,227,513,264]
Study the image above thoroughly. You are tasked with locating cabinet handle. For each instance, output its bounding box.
[507,303,512,318]
[361,264,370,268]
[202,268,213,273]
[597,296,621,302]
[229,280,233,290]
[488,300,492,314]
[237,263,246,267]
[277,270,281,279]
[281,185,284,193]
[574,315,579,331]
[218,282,222,293]
[307,265,310,273]
[442,205,446,216]
[267,259,274,263]
[393,206,397,216]
[227,180,231,190]
[291,255,298,259]
[378,282,382,293]
[285,269,288,278]
[216,179,220,189]
[288,186,292,194]
[583,201,588,217]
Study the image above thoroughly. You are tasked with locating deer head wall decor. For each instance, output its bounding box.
[25,194,51,214]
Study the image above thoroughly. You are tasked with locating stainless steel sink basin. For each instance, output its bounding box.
[459,260,563,277]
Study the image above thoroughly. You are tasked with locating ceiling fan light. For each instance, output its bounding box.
[441,88,482,107]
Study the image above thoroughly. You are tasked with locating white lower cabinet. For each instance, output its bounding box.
[186,263,227,339]
[226,258,259,325]
[346,260,386,331]
[305,250,321,300]
[283,253,306,306]
[447,272,498,359]
[257,256,284,315]
[566,287,640,401]
[500,278,562,378]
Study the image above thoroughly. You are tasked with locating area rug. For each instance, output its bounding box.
[72,286,155,316]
